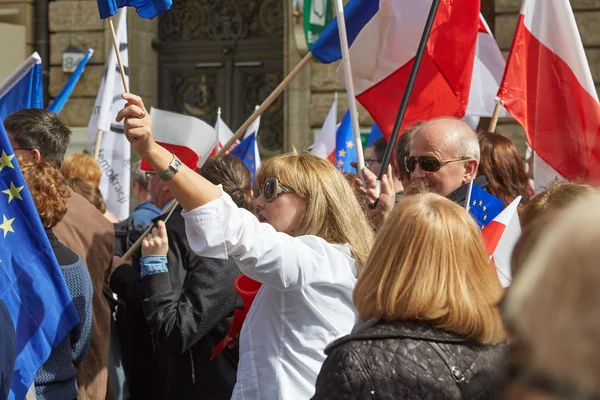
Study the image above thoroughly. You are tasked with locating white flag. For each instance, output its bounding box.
[215,110,235,151]
[86,9,130,221]
[311,96,337,159]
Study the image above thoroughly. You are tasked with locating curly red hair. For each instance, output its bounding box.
[20,160,70,228]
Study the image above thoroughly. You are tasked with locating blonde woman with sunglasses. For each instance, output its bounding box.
[117,93,374,399]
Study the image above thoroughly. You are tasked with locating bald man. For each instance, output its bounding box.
[408,117,483,198]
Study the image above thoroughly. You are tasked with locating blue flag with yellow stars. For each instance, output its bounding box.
[335,110,357,173]
[467,183,504,230]
[230,132,259,184]
[0,122,79,399]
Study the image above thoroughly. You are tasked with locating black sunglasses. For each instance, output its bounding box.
[262,178,294,202]
[404,155,471,173]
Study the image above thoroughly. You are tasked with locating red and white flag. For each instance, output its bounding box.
[481,197,522,287]
[336,0,481,139]
[141,108,217,172]
[214,109,235,154]
[497,0,600,187]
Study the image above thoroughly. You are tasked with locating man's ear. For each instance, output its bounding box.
[463,159,478,183]
[31,149,42,163]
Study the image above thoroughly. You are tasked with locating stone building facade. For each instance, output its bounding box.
[0,0,598,156]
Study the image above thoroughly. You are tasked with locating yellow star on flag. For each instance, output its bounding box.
[2,182,23,203]
[472,200,476,206]
[346,141,353,149]
[483,215,487,221]
[483,205,487,211]
[481,225,485,230]
[0,215,15,237]
[0,150,15,171]
[467,206,470,211]
[246,153,253,161]
[338,149,346,158]
[250,163,255,170]
[479,200,483,206]
[337,160,344,167]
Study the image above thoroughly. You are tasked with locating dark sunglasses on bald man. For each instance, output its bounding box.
[404,155,472,173]
[262,178,294,202]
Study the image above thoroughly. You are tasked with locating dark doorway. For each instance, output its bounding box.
[157,0,285,155]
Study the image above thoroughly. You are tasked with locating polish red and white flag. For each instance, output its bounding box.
[497,0,600,188]
[481,197,522,288]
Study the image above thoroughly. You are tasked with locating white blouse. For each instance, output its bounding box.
[182,188,358,399]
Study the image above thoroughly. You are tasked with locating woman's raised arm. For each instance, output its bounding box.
[116,92,221,211]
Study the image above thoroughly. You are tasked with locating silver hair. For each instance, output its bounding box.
[456,134,480,162]
[131,160,149,190]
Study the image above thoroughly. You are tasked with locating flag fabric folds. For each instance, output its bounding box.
[497,0,600,187]
[334,110,357,173]
[97,0,171,19]
[47,49,94,115]
[367,123,384,147]
[311,96,337,163]
[243,108,262,174]
[230,133,260,184]
[312,1,510,139]
[0,53,43,121]
[141,108,218,172]
[0,122,79,400]
[214,112,236,154]
[466,183,504,230]
[86,9,130,221]
[482,197,522,287]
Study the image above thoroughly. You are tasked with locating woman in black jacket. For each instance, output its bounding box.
[313,193,507,400]
[113,155,253,399]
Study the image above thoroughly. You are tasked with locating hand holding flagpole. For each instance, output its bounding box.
[333,0,365,183]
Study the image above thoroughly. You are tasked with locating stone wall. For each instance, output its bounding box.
[47,1,158,128]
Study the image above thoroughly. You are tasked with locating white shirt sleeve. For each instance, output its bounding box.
[181,187,345,291]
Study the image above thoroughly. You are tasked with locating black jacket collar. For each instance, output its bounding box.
[447,175,489,206]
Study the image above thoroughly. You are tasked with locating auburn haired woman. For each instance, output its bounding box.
[61,152,103,187]
[118,92,375,400]
[477,131,531,212]
[21,161,93,400]
[313,193,506,399]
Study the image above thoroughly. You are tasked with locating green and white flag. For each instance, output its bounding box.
[303,0,333,49]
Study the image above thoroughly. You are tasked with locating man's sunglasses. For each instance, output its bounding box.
[262,178,294,202]
[404,155,471,173]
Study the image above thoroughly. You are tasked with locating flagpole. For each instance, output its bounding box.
[371,0,441,209]
[217,52,313,156]
[488,97,504,133]
[108,15,129,94]
[93,129,103,160]
[333,0,365,183]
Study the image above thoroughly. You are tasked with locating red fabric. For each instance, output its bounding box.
[140,142,199,172]
[358,0,480,141]
[481,220,505,256]
[498,15,600,184]
[211,275,262,360]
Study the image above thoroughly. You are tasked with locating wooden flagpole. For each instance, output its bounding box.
[333,0,365,183]
[370,0,442,209]
[121,53,312,260]
[217,52,313,156]
[488,97,504,133]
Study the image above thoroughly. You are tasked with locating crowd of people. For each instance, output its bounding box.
[0,92,598,400]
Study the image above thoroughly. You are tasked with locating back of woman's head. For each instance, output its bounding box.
[66,177,107,214]
[201,155,253,211]
[20,160,70,228]
[354,193,505,344]
[256,153,374,268]
[521,180,596,230]
[504,193,600,395]
[61,152,103,187]
[477,131,530,207]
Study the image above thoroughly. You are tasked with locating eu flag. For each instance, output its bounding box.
[0,53,43,121]
[0,122,79,399]
[467,183,504,230]
[230,132,259,184]
[47,49,94,115]
[97,0,171,19]
[335,110,357,173]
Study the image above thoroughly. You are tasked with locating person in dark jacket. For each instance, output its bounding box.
[21,161,93,400]
[313,193,506,400]
[111,155,254,399]
[0,298,16,400]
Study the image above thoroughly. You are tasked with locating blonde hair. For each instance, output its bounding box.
[61,153,103,187]
[256,153,374,268]
[504,193,600,393]
[354,193,506,344]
